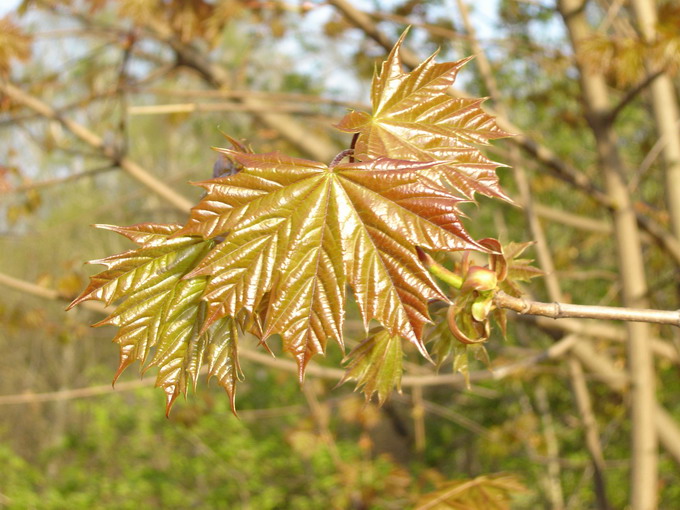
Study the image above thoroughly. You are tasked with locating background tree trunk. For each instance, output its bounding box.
[558,0,658,508]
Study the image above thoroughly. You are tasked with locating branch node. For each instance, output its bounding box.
[520,298,531,314]
[553,301,561,320]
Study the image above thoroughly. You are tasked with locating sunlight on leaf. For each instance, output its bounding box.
[68,224,242,414]
[336,30,511,202]
[179,152,485,378]
[67,30,511,410]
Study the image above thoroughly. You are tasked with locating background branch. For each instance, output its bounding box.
[0,81,193,212]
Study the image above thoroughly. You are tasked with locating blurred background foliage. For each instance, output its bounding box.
[1,0,679,508]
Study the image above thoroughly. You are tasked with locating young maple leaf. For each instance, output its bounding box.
[177,151,487,378]
[67,224,242,415]
[335,30,512,202]
[340,328,403,405]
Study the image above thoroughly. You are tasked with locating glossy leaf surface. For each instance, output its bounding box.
[179,151,484,376]
[336,31,511,201]
[68,224,242,414]
[67,32,512,409]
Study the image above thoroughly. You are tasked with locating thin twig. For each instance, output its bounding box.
[144,87,368,110]
[8,164,118,193]
[128,102,318,116]
[143,17,339,163]
[0,81,193,212]
[607,68,665,123]
[0,271,110,315]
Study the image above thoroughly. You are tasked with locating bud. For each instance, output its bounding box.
[462,266,498,293]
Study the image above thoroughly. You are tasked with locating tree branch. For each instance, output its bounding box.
[7,164,118,193]
[607,68,665,124]
[127,102,320,117]
[0,271,109,315]
[495,290,680,327]
[455,1,610,504]
[3,267,680,468]
[0,81,193,212]
[142,19,339,163]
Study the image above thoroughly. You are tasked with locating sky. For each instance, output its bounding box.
[0,0,21,16]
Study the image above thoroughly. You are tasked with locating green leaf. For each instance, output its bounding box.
[179,152,485,377]
[68,224,242,415]
[415,473,527,510]
[336,30,511,202]
[428,305,458,369]
[497,242,543,297]
[452,343,470,389]
[341,328,403,404]
[205,316,243,413]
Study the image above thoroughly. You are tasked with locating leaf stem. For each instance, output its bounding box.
[330,149,354,167]
[349,133,359,162]
[417,248,463,289]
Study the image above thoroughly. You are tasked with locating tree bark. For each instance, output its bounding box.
[630,0,680,239]
[558,1,658,508]
[454,2,611,505]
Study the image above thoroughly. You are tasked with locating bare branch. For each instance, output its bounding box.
[8,164,117,193]
[495,290,680,327]
[520,314,678,363]
[0,81,193,212]
[607,68,665,124]
[144,87,369,111]
[0,271,109,315]
[143,18,339,163]
[128,102,320,116]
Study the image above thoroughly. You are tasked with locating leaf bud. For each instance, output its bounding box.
[462,266,498,292]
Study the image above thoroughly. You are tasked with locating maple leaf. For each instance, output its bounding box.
[67,224,242,415]
[67,33,513,410]
[178,151,486,378]
[340,328,403,405]
[428,308,490,389]
[335,30,511,202]
[414,473,527,510]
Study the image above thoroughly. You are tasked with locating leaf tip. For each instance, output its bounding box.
[334,110,371,133]
[228,394,239,418]
[164,386,179,418]
[415,340,434,364]
[64,298,79,311]
[112,355,133,387]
